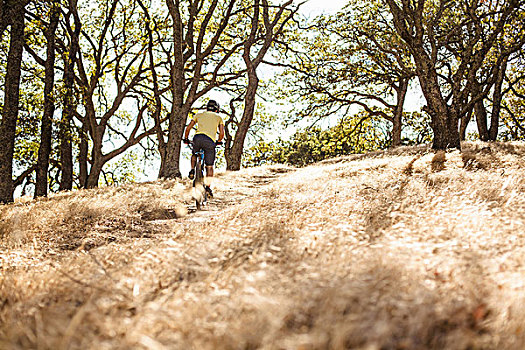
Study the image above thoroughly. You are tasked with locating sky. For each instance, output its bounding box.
[297,0,345,16]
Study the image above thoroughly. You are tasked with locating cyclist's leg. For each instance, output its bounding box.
[205,166,214,177]
[191,155,197,169]
[201,138,216,177]
[191,135,207,178]
[195,134,216,177]
[197,135,216,196]
[188,154,197,179]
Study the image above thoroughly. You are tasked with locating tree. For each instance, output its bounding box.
[386,0,525,150]
[34,0,60,198]
[72,0,158,188]
[472,56,508,141]
[471,6,525,142]
[58,0,81,190]
[0,0,28,203]
[224,0,297,170]
[279,0,416,148]
[137,0,168,177]
[160,0,244,179]
[500,52,525,140]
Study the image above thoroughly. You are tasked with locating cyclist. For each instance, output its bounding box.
[183,99,225,197]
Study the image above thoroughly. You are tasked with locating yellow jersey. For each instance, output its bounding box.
[193,111,224,142]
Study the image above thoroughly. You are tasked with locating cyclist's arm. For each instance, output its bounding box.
[217,123,225,143]
[184,119,197,140]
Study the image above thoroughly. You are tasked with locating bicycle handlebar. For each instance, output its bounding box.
[190,107,226,114]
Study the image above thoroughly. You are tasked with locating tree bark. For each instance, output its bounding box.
[79,121,88,188]
[471,76,489,141]
[35,1,60,198]
[473,55,508,142]
[489,56,508,141]
[412,49,461,149]
[0,0,25,203]
[475,101,490,141]
[0,0,8,36]
[59,111,74,191]
[459,109,473,141]
[85,139,104,189]
[59,0,81,191]
[161,0,185,179]
[226,71,258,170]
[391,78,408,147]
[431,111,461,149]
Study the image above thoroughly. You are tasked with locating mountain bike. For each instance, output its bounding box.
[186,142,208,210]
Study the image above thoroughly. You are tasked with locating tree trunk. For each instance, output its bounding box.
[431,110,461,150]
[59,0,81,191]
[35,1,60,198]
[0,1,25,203]
[161,0,185,179]
[86,164,102,189]
[391,78,408,147]
[459,109,473,141]
[85,130,104,188]
[225,8,259,172]
[469,77,490,141]
[391,112,402,147]
[59,117,74,190]
[225,0,285,171]
[475,100,490,141]
[86,158,103,189]
[162,106,189,178]
[415,55,461,150]
[488,56,508,141]
[226,73,258,171]
[79,122,89,188]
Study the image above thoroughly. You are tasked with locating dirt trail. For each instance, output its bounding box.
[1,165,298,349]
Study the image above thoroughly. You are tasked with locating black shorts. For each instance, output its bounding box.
[192,134,216,166]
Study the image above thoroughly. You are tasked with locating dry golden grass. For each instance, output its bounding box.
[1,141,525,349]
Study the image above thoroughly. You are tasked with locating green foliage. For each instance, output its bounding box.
[101,151,140,186]
[14,86,45,176]
[500,63,525,141]
[401,112,433,145]
[243,113,389,167]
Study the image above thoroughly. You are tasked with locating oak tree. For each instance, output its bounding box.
[386,0,525,149]
[0,0,29,203]
[224,0,298,170]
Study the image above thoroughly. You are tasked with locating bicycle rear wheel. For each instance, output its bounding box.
[194,161,206,210]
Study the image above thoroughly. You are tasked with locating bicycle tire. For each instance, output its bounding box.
[194,160,206,210]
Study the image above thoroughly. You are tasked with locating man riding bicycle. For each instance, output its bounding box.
[183,99,225,197]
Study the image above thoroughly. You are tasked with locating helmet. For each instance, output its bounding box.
[207,99,220,112]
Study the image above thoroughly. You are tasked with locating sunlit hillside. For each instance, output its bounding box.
[1,141,525,349]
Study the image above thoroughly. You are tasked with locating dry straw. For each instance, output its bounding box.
[1,141,525,349]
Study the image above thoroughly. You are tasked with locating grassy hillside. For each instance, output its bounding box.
[1,141,525,349]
